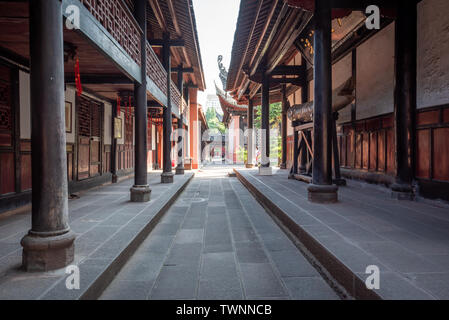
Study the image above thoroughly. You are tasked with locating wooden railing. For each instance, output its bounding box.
[171,81,182,110]
[146,42,167,94]
[80,0,184,110]
[80,0,142,66]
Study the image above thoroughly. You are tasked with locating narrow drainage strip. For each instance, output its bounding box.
[234,169,381,300]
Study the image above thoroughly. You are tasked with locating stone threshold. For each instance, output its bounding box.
[234,168,438,300]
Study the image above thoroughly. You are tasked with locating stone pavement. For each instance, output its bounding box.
[100,165,339,300]
[235,168,449,300]
[0,171,193,300]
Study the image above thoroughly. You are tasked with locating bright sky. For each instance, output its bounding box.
[192,0,241,107]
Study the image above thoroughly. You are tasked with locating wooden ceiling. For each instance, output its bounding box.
[147,0,205,91]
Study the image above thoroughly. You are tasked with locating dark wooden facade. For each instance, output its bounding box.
[0,0,205,215]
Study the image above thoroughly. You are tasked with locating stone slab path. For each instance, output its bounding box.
[100,165,339,300]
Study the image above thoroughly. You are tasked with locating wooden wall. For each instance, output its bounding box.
[338,114,396,175]
[416,105,449,182]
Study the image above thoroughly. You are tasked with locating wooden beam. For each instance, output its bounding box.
[235,0,264,98]
[185,83,199,89]
[266,11,312,73]
[248,73,302,85]
[65,74,132,85]
[147,101,163,107]
[149,0,167,31]
[171,67,194,74]
[239,1,288,100]
[330,0,399,10]
[248,0,282,73]
[270,65,305,76]
[0,46,29,69]
[270,77,302,85]
[149,39,185,48]
[167,0,182,36]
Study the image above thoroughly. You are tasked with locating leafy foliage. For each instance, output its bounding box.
[254,102,283,162]
[205,108,225,134]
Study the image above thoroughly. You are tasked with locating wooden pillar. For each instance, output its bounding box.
[131,0,151,201]
[332,112,346,186]
[307,0,338,203]
[280,85,288,169]
[161,33,174,183]
[391,0,417,200]
[176,64,185,175]
[184,86,190,165]
[299,80,309,174]
[259,67,272,175]
[246,98,255,168]
[293,129,300,175]
[111,101,118,183]
[189,98,199,169]
[21,0,75,271]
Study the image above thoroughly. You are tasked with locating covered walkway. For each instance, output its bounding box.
[0,172,192,300]
[235,168,449,300]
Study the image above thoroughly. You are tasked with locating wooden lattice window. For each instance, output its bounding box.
[78,97,91,137]
[0,82,11,133]
[125,115,133,146]
[91,103,101,137]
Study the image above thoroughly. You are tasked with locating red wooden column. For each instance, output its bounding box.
[189,96,200,169]
[21,0,75,271]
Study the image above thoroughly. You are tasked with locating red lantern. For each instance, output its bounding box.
[74,57,82,96]
[128,96,132,120]
[124,100,128,122]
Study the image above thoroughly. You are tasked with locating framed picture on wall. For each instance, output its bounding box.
[65,101,72,133]
[114,117,122,139]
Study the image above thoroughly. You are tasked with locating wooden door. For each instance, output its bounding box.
[77,97,91,180]
[89,102,101,177]
[77,96,103,180]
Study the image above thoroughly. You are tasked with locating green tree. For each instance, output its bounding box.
[254,102,283,162]
[205,108,225,134]
[254,102,282,129]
